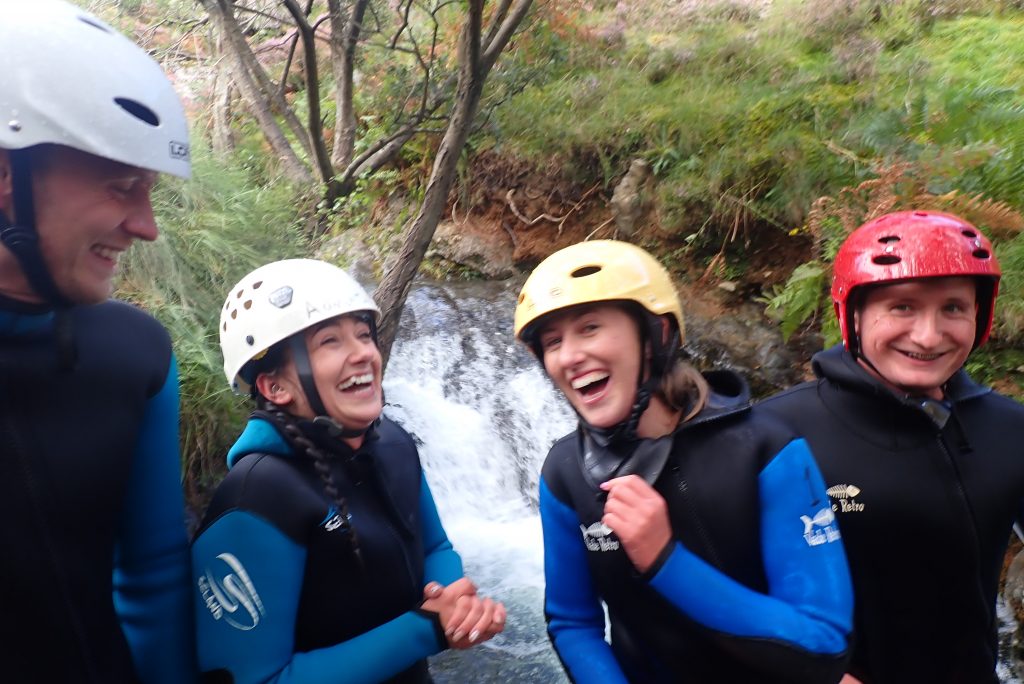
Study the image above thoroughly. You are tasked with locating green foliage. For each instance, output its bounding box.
[116,144,310,503]
[760,261,826,341]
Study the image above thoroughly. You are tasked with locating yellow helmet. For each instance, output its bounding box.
[514,240,685,347]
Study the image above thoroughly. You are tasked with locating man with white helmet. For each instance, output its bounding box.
[0,1,195,681]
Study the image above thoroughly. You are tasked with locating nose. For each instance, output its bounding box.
[122,192,159,242]
[909,311,944,348]
[554,333,587,370]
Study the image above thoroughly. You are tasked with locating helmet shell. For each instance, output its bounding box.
[832,210,1001,351]
[0,0,190,178]
[220,259,380,394]
[514,240,685,347]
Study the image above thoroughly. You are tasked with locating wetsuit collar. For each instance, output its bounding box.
[812,344,990,405]
[580,369,752,488]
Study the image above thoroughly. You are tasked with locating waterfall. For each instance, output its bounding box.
[383,280,573,682]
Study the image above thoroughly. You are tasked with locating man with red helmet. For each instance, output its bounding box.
[760,210,1024,683]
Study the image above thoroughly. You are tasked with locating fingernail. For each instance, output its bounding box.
[453,631,464,642]
[469,630,480,643]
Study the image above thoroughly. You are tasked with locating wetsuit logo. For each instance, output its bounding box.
[826,483,865,513]
[800,507,842,547]
[580,521,620,552]
[198,552,267,631]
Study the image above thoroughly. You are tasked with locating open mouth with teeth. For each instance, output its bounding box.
[898,350,945,362]
[338,373,374,392]
[571,370,610,397]
[92,245,122,262]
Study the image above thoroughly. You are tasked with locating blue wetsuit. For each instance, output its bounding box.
[0,298,195,683]
[540,371,853,683]
[192,413,463,684]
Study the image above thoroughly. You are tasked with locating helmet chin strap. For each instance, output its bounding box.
[0,149,72,308]
[286,334,373,440]
[582,310,679,447]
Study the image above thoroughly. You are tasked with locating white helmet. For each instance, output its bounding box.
[0,0,190,178]
[220,259,380,395]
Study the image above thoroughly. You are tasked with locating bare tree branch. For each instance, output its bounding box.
[199,0,313,183]
[283,0,336,190]
[329,0,371,170]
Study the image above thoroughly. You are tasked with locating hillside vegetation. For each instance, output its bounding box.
[485,0,1024,391]
[78,0,1024,495]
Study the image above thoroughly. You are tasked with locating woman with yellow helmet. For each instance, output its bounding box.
[514,240,853,683]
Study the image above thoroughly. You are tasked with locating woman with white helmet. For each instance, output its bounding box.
[192,259,505,683]
[514,240,853,683]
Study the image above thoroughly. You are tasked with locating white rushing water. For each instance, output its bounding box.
[383,281,573,681]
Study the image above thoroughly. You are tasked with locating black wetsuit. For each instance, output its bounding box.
[759,344,1024,683]
[0,299,194,683]
[192,414,462,684]
[540,371,853,684]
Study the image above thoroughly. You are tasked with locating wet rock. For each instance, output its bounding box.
[428,218,516,279]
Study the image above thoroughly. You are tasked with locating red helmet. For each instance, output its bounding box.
[832,210,1001,352]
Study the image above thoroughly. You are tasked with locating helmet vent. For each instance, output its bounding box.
[872,255,901,265]
[877,235,900,244]
[77,16,112,33]
[973,249,990,259]
[571,265,601,278]
[253,281,263,289]
[114,98,160,127]
[962,229,978,238]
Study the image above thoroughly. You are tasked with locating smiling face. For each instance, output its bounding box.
[539,304,644,429]
[0,145,159,304]
[291,314,384,432]
[855,277,978,399]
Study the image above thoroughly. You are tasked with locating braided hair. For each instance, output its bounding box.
[249,344,366,572]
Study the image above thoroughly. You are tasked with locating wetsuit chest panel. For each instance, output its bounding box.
[760,357,1024,684]
[0,300,171,682]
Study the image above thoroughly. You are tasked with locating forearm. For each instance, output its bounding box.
[114,356,196,683]
[541,478,627,684]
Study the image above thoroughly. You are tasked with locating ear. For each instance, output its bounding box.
[255,372,295,407]
[0,149,13,216]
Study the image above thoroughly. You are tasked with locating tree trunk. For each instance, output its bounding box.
[328,0,369,171]
[200,0,313,184]
[375,0,532,366]
[211,32,236,157]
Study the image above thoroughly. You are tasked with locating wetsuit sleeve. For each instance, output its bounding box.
[419,473,464,585]
[647,438,853,683]
[113,354,198,683]
[541,477,629,684]
[193,510,447,684]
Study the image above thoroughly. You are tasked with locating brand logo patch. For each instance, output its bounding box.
[580,521,620,552]
[169,140,190,160]
[269,286,293,309]
[198,553,266,631]
[827,483,865,513]
[800,506,842,546]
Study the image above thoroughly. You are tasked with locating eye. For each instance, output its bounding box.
[540,335,561,351]
[317,334,339,347]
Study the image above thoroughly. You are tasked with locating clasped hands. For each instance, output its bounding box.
[421,577,506,649]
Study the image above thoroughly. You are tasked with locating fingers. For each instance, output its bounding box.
[448,595,485,647]
[422,581,443,600]
[449,598,508,649]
